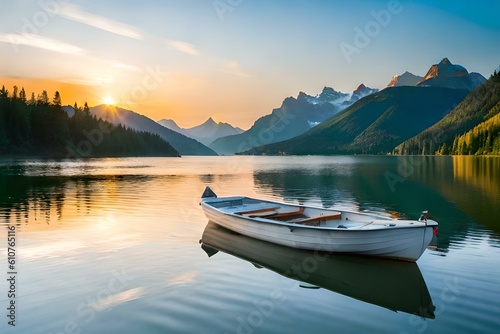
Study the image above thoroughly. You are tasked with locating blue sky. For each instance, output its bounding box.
[1,0,499,128]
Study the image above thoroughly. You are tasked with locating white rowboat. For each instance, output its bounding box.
[200,187,438,262]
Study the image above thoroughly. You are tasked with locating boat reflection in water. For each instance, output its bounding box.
[200,221,435,319]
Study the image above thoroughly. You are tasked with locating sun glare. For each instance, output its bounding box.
[103,96,116,105]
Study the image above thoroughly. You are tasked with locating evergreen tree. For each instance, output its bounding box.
[0,86,10,152]
[0,86,8,99]
[491,69,500,83]
[53,91,62,107]
[9,93,30,147]
[0,117,6,151]
[83,102,90,116]
[37,90,49,105]
[0,93,6,151]
[438,143,449,155]
[19,87,27,102]
[28,92,36,105]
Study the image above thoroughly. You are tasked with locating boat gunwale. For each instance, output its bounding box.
[201,196,437,232]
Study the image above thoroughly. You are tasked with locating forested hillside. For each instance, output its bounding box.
[394,71,500,155]
[450,75,500,155]
[0,86,179,158]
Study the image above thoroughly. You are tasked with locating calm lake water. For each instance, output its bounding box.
[0,156,499,334]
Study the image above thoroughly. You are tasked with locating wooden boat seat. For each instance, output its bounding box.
[267,207,305,220]
[292,212,342,226]
[235,207,280,217]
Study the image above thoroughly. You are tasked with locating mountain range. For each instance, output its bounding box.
[157,117,244,146]
[241,58,490,156]
[243,86,468,155]
[209,84,378,155]
[62,57,495,157]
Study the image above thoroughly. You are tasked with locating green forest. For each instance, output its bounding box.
[0,86,179,158]
[396,70,500,156]
[447,72,500,155]
[449,103,500,155]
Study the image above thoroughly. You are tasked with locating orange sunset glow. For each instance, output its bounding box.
[1,1,499,129]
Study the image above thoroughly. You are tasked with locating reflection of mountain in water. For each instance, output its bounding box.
[201,222,435,318]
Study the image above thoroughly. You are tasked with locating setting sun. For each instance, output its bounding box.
[103,96,115,105]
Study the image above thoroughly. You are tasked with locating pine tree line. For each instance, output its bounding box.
[0,85,180,158]
[446,70,500,155]
[449,104,500,155]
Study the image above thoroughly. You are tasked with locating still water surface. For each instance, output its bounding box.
[0,156,499,333]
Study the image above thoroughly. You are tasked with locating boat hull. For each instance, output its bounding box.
[201,201,435,262]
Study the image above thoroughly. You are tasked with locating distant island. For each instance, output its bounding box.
[0,87,179,158]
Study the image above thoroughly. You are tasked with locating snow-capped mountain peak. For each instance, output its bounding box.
[298,87,350,106]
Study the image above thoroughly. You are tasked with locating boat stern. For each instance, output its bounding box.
[419,210,438,236]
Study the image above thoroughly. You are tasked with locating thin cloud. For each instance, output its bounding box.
[56,4,141,40]
[225,60,250,78]
[167,40,199,56]
[113,62,142,72]
[0,33,84,55]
